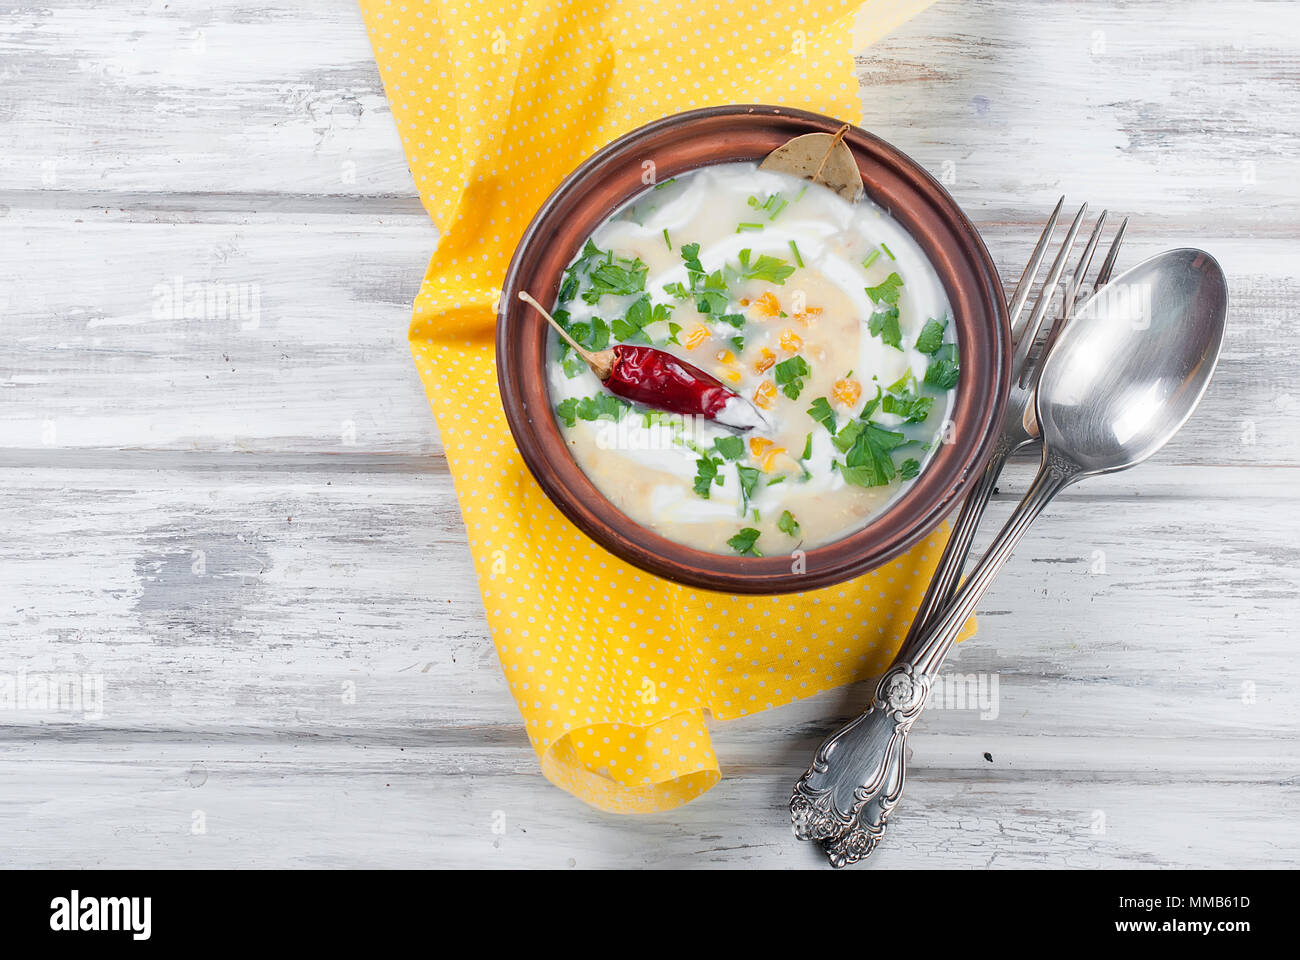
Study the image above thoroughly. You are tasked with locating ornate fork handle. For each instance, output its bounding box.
[791,453,1082,864]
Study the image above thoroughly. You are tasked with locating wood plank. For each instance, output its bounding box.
[1,209,1294,464]
[0,0,413,197]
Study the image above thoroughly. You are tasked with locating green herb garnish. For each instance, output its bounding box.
[727,527,762,557]
[899,458,921,480]
[806,396,837,434]
[736,248,796,284]
[865,272,904,305]
[865,271,905,351]
[789,240,804,268]
[737,465,762,509]
[773,355,811,400]
[924,343,960,390]
[915,317,946,355]
[714,435,745,460]
[693,456,722,498]
[582,256,647,303]
[778,510,800,536]
[837,421,909,488]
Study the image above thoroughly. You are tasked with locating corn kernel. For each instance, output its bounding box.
[794,305,823,326]
[779,329,802,353]
[753,348,776,374]
[833,378,862,407]
[683,325,709,350]
[715,349,736,364]
[752,380,777,410]
[750,291,780,319]
[717,367,742,384]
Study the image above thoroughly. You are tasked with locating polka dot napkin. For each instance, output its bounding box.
[359,0,973,813]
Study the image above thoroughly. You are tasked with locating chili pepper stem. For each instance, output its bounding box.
[812,122,850,186]
[518,291,614,379]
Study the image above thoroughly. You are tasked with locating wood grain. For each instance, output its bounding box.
[1,0,1297,868]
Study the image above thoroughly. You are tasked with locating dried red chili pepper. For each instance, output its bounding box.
[519,292,766,431]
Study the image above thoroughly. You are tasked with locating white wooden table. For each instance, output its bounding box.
[2,0,1297,869]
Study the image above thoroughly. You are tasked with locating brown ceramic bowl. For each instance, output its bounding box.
[498,105,1009,594]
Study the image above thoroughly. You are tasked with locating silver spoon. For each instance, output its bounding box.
[791,247,1229,866]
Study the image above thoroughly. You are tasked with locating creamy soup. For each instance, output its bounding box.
[546,161,959,557]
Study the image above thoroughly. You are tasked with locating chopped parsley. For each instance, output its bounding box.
[735,248,796,284]
[695,269,730,315]
[663,242,729,314]
[714,435,745,460]
[693,456,723,498]
[806,396,837,434]
[836,420,909,488]
[882,372,934,423]
[716,312,746,329]
[777,510,800,536]
[866,271,905,351]
[729,335,745,353]
[736,465,762,510]
[773,355,811,400]
[727,527,762,557]
[582,255,647,303]
[555,393,631,428]
[865,272,904,305]
[915,316,947,355]
[924,342,961,390]
[611,295,675,344]
[899,458,921,480]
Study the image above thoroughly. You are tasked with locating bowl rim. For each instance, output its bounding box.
[497,104,1009,594]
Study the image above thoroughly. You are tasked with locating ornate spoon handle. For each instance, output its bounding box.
[899,433,1019,658]
[791,453,1082,864]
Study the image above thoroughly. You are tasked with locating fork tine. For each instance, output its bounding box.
[1011,201,1087,387]
[1062,209,1108,319]
[1094,216,1129,287]
[1008,195,1064,340]
[1032,211,1110,388]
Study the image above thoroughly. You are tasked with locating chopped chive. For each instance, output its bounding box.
[768,197,788,219]
[766,475,786,486]
[653,177,676,190]
[663,228,672,250]
[795,184,809,202]
[880,242,896,261]
[736,222,764,233]
[788,240,804,268]
[862,249,881,269]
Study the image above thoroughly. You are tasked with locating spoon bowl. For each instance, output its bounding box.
[1037,248,1228,475]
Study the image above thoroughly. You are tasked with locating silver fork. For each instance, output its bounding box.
[789,200,1128,867]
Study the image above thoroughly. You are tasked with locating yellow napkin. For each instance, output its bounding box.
[359,0,973,813]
